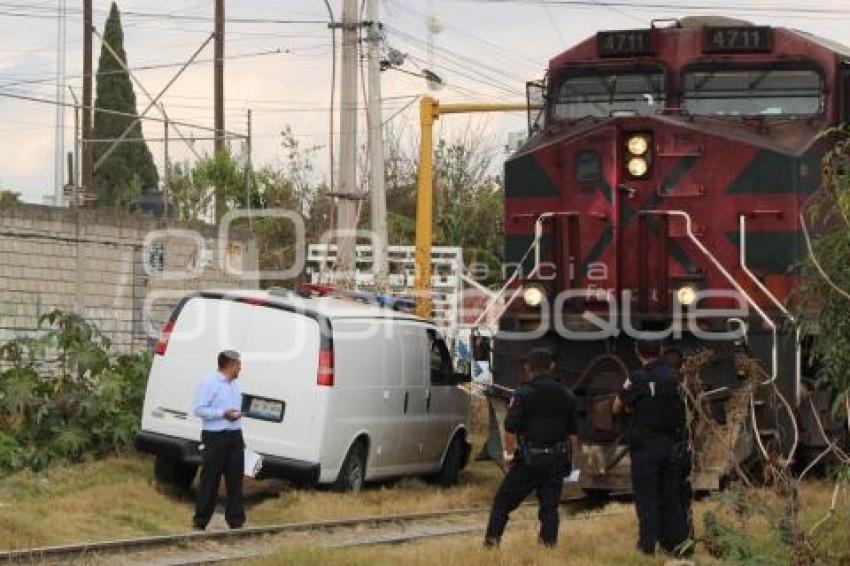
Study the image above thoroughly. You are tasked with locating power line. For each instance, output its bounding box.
[385,0,544,71]
[0,90,247,138]
[387,31,524,97]
[0,47,325,90]
[461,0,850,16]
[0,2,330,24]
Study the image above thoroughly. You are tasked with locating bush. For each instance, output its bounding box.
[0,311,151,475]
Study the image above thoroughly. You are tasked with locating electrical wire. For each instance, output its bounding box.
[0,46,326,90]
[0,89,246,137]
[0,2,330,25]
[461,0,850,15]
[385,24,530,94]
[384,0,543,71]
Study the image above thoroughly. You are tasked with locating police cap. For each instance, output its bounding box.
[522,347,555,375]
[634,339,662,358]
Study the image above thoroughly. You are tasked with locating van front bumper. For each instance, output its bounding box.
[134,430,321,486]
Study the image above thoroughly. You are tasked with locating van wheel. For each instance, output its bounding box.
[154,454,197,494]
[334,441,367,492]
[434,437,464,487]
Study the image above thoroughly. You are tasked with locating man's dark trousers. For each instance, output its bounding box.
[193,430,245,529]
[484,457,564,546]
[630,435,689,554]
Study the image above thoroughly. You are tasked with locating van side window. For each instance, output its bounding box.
[428,331,453,385]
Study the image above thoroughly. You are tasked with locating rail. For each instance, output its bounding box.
[0,501,619,564]
[0,507,493,563]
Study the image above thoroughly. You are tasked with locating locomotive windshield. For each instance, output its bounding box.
[553,70,666,120]
[682,68,822,116]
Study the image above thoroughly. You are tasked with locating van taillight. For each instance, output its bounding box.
[155,321,175,356]
[317,348,335,386]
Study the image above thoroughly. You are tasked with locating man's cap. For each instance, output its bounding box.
[220,349,241,362]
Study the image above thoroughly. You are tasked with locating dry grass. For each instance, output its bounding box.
[1,455,847,564]
[242,503,673,566]
[0,454,503,551]
[242,481,850,566]
[0,395,500,550]
[0,399,846,564]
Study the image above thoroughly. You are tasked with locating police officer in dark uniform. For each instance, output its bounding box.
[484,348,578,548]
[613,339,689,556]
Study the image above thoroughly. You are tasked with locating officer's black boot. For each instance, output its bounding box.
[539,536,557,548]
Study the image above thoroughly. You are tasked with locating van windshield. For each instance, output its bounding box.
[682,68,822,116]
[553,70,666,120]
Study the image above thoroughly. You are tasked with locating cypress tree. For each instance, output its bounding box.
[91,2,158,206]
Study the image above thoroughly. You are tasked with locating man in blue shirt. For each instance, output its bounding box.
[192,350,245,530]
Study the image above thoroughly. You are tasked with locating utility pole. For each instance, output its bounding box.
[335,0,359,278]
[68,86,80,198]
[214,0,225,222]
[163,113,169,219]
[366,0,388,290]
[82,0,93,197]
[54,0,66,204]
[245,109,253,228]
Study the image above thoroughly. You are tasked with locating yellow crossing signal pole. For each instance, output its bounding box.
[415,96,537,319]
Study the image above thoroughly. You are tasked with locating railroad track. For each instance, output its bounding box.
[0,499,619,565]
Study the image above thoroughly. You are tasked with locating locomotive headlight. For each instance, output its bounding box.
[627,134,649,156]
[523,286,544,308]
[627,157,649,178]
[677,285,697,306]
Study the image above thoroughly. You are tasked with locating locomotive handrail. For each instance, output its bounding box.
[471,211,582,330]
[644,210,778,386]
[738,214,795,322]
[740,214,802,406]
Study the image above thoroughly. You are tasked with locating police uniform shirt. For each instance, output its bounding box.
[505,375,578,444]
[620,360,685,438]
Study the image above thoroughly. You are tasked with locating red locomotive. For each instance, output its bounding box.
[481,17,850,492]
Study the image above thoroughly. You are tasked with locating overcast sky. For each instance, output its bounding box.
[1,0,849,203]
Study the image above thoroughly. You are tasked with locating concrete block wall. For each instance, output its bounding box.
[0,204,258,353]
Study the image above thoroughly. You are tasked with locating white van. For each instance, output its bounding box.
[135,290,471,492]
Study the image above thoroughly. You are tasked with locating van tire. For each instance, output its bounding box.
[334,441,367,492]
[154,454,197,494]
[434,436,464,487]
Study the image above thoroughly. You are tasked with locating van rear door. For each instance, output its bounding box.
[141,296,253,441]
[238,304,322,464]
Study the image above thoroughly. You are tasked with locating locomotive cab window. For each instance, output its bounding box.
[682,68,823,116]
[553,70,666,120]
